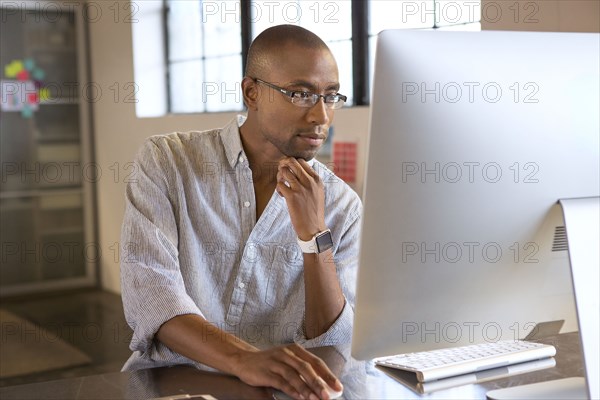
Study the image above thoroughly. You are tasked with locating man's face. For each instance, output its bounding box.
[254,43,340,161]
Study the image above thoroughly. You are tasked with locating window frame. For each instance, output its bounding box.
[162,0,480,113]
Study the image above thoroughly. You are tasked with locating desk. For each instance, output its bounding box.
[0,332,584,399]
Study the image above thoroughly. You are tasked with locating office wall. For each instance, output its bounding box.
[86,1,368,293]
[481,0,600,32]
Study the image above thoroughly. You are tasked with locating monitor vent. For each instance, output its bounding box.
[552,226,568,252]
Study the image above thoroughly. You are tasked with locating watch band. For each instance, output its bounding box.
[297,229,333,254]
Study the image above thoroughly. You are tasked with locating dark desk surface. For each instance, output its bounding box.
[0,332,584,400]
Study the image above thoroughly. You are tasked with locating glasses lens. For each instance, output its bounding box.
[290,91,346,109]
[328,96,345,109]
[291,93,319,107]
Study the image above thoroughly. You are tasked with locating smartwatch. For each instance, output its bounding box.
[297,229,334,254]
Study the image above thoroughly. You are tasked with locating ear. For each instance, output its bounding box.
[241,77,259,110]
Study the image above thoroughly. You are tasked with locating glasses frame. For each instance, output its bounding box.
[253,78,347,109]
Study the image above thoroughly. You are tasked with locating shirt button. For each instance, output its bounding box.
[243,201,250,208]
[239,155,245,163]
[238,282,245,289]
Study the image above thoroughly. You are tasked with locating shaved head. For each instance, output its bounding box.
[245,25,332,79]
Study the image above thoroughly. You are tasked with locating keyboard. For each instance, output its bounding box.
[375,340,556,382]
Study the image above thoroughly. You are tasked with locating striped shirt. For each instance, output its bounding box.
[120,116,362,371]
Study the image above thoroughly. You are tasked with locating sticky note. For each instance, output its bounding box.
[24,58,35,71]
[16,70,30,81]
[32,68,45,81]
[21,105,33,118]
[39,87,51,101]
[5,60,24,78]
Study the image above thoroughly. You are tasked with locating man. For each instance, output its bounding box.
[120,25,362,400]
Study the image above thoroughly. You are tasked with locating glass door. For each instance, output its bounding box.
[1,4,96,295]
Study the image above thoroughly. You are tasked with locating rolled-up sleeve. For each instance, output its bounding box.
[121,139,203,355]
[294,200,362,349]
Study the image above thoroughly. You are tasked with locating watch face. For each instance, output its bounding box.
[315,231,334,253]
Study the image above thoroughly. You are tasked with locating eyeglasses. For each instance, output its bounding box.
[253,78,347,110]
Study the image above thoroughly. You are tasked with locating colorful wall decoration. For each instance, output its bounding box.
[333,141,358,184]
[1,59,49,118]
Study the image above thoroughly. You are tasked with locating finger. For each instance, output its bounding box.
[278,158,310,184]
[277,157,296,173]
[282,346,337,398]
[277,168,294,189]
[287,159,322,191]
[280,166,299,185]
[297,159,319,180]
[276,180,293,198]
[268,373,306,400]
[288,158,313,183]
[276,168,286,184]
[270,363,314,400]
[290,345,342,393]
[309,357,342,391]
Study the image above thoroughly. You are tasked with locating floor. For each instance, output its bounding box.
[0,289,133,388]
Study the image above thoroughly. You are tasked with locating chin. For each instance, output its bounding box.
[293,151,318,162]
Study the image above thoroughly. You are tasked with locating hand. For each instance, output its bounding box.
[232,343,343,400]
[276,157,327,240]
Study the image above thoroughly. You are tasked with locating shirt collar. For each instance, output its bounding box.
[222,115,247,169]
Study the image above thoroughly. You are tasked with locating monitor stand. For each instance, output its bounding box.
[487,197,599,400]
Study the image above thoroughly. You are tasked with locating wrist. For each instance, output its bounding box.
[297,224,328,241]
[297,228,333,254]
[227,347,256,377]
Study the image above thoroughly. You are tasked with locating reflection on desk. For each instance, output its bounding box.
[0,332,584,400]
[376,357,556,394]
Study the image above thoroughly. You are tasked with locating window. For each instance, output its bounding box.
[368,0,481,93]
[167,0,242,113]
[134,0,481,116]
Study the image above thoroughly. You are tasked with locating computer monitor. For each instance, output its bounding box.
[352,30,599,397]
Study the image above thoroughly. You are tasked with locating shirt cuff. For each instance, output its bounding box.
[293,298,354,350]
[128,287,205,354]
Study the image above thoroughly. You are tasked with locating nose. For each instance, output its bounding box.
[306,97,331,127]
